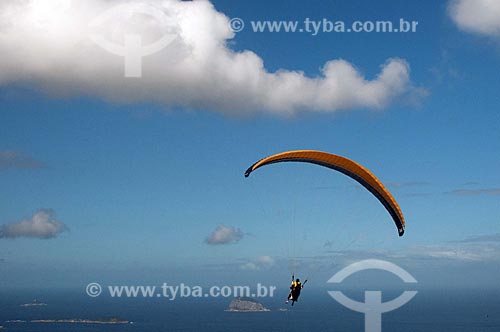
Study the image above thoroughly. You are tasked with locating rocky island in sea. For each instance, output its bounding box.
[20,299,47,307]
[7,317,129,325]
[226,297,270,312]
[33,317,129,324]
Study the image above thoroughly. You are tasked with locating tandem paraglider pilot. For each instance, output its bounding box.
[286,274,306,306]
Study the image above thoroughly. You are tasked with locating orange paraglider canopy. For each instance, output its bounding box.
[245,150,405,236]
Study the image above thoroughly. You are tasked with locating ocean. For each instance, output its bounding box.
[0,288,499,331]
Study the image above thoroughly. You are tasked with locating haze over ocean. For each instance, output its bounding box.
[1,289,499,331]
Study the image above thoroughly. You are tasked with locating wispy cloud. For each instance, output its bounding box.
[385,181,430,189]
[446,188,500,196]
[0,209,69,239]
[240,256,275,271]
[428,49,464,85]
[385,181,431,198]
[205,224,244,245]
[0,0,422,115]
[323,237,500,263]
[449,0,500,37]
[0,150,45,170]
[452,233,500,243]
[202,255,277,271]
[402,192,432,198]
[460,182,480,187]
[404,243,500,262]
[412,245,489,261]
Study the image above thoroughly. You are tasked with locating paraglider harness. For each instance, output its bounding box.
[287,274,307,306]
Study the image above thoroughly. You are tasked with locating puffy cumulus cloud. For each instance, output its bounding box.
[240,256,275,271]
[0,209,69,239]
[0,0,418,115]
[0,150,45,170]
[205,224,244,245]
[449,0,500,36]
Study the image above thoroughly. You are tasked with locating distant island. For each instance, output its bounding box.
[20,299,47,307]
[226,297,270,312]
[7,317,129,325]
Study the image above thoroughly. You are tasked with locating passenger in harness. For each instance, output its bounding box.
[286,274,306,306]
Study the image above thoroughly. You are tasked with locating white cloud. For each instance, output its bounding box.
[324,241,500,263]
[205,224,244,245]
[454,233,500,243]
[415,245,485,261]
[0,209,69,239]
[400,244,500,262]
[240,255,275,271]
[0,0,419,115]
[449,0,500,36]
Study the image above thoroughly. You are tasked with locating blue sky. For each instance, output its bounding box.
[1,0,500,290]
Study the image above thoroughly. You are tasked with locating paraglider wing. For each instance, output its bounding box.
[244,150,405,236]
